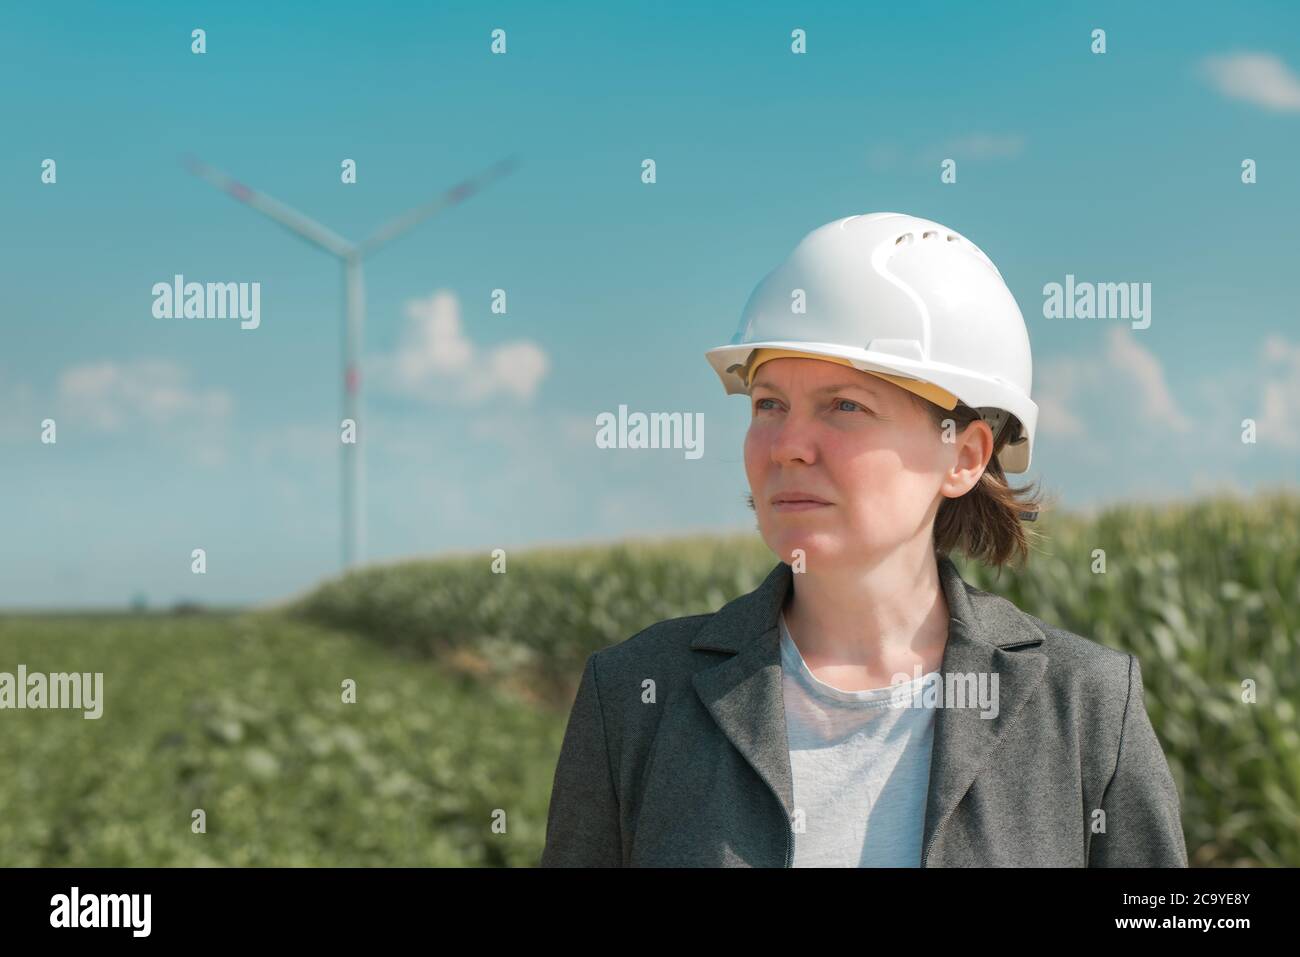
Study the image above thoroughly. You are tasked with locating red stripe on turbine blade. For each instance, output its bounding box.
[229,183,253,202]
[346,366,360,394]
[448,182,475,202]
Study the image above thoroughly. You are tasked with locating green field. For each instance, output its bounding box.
[0,613,558,866]
[2,491,1297,866]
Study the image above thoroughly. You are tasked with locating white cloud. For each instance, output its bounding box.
[1105,326,1192,433]
[1033,329,1300,468]
[1255,335,1300,449]
[1199,52,1300,112]
[372,289,549,404]
[1034,327,1190,442]
[55,359,233,432]
[1034,388,1086,438]
[1263,334,1300,364]
[1032,354,1097,438]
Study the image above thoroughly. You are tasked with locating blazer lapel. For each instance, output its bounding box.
[921,560,1048,865]
[689,554,1049,868]
[690,562,796,834]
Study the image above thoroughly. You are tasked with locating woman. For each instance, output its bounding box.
[540,213,1188,867]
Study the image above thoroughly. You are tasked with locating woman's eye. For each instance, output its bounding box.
[753,397,868,413]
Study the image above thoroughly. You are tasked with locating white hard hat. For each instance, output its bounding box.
[705,212,1038,473]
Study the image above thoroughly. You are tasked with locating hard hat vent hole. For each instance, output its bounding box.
[946,233,958,242]
[923,231,938,240]
[894,233,913,246]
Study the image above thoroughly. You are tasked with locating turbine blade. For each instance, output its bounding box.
[358,154,520,255]
[182,154,355,259]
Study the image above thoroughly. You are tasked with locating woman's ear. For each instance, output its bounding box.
[942,419,994,498]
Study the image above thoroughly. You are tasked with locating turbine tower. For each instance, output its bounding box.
[183,153,519,570]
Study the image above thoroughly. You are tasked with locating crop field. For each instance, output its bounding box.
[2,492,1296,866]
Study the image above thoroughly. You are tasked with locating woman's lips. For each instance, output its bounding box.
[771,500,831,512]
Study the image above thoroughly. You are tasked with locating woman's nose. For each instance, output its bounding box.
[769,418,817,465]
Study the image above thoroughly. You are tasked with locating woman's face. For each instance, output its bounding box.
[744,357,989,568]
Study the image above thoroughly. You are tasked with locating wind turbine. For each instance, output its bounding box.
[183,153,520,571]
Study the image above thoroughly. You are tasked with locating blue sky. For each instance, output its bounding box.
[2,0,1298,608]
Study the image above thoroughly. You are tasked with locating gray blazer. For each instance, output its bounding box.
[540,554,1189,867]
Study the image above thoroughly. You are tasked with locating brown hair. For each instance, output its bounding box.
[912,397,1048,569]
[743,395,1051,569]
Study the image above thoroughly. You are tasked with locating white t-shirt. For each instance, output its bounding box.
[779,610,939,867]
